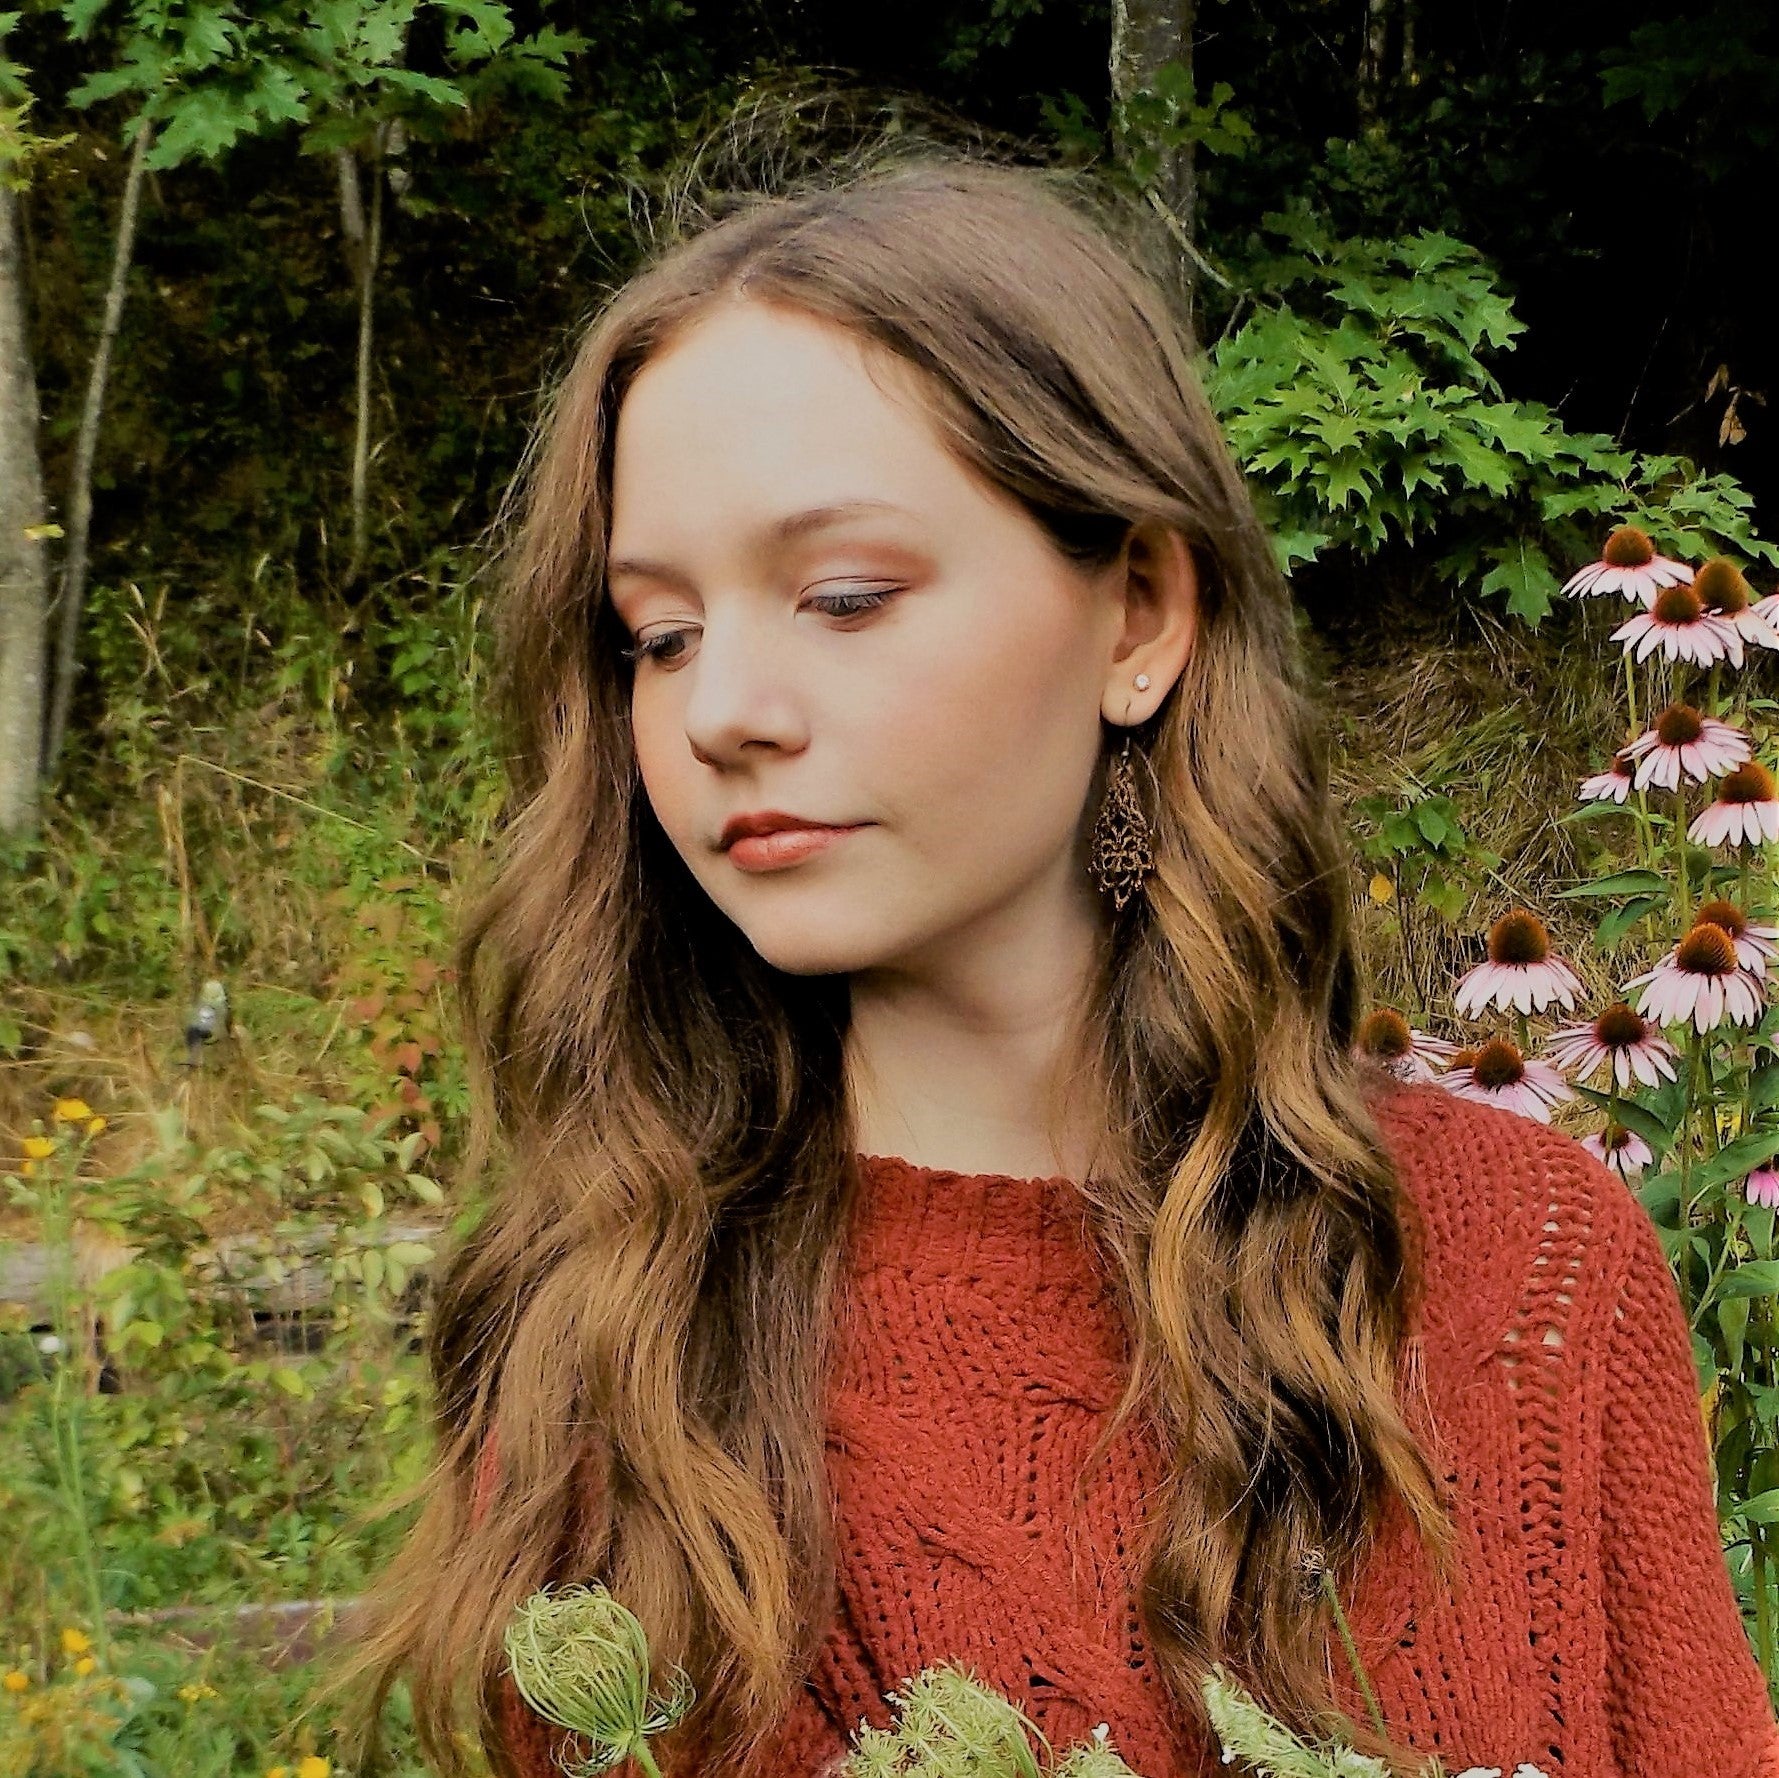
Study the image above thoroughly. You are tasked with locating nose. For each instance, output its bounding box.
[681,609,812,769]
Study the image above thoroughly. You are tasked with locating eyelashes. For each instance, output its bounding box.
[619,584,903,668]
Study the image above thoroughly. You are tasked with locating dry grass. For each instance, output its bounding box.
[1317,586,1672,1037]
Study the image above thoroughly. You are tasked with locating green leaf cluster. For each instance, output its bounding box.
[1206,204,1777,622]
[52,0,585,167]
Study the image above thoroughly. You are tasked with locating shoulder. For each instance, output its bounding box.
[1363,1076,1657,1354]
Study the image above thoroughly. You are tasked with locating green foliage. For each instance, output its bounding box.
[1352,787,1500,924]
[1110,60,1254,190]
[1206,206,1777,621]
[0,11,77,185]
[281,0,587,156]
[60,2,306,168]
[1199,1668,1390,1778]
[53,0,586,168]
[1600,7,1779,178]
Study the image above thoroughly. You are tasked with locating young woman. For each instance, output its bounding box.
[347,157,1779,1778]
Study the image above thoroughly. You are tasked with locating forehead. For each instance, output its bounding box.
[607,301,972,541]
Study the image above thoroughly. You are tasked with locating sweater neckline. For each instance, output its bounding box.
[853,1150,1086,1192]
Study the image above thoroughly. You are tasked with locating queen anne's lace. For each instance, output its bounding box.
[488,1082,1779,1777]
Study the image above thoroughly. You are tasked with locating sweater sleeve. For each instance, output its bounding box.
[1599,1186,1779,1776]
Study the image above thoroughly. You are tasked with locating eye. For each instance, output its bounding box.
[803,584,902,619]
[619,627,696,667]
[618,585,902,669]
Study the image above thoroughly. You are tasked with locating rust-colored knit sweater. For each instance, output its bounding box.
[488,1081,1779,1776]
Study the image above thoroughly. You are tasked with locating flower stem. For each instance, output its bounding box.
[1319,1568,1388,1743]
[629,1741,667,1778]
[1755,1530,1777,1684]
[1623,648,1640,739]
[1676,784,1693,928]
[1683,1027,1702,1223]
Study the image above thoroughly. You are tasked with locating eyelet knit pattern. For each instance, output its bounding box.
[486,1080,1779,1777]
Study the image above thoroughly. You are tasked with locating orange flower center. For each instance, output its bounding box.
[1652,583,1704,625]
[1676,923,1738,976]
[1654,703,1705,747]
[1696,899,1748,940]
[1608,523,1658,565]
[1720,761,1777,806]
[1358,1009,1413,1059]
[1694,557,1750,614]
[1594,1002,1649,1048]
[1603,525,1657,568]
[1487,910,1550,966]
[1472,1038,1526,1089]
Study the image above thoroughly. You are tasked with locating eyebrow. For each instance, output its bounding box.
[606,499,913,584]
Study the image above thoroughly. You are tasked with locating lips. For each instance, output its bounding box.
[720,811,854,850]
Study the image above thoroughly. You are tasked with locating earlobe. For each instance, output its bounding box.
[1101,521,1197,725]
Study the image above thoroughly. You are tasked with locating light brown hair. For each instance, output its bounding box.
[339,151,1456,1776]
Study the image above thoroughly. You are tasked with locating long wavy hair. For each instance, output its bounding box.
[340,152,1457,1777]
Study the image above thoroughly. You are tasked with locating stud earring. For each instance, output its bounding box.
[1089,707,1155,912]
[1134,673,1150,691]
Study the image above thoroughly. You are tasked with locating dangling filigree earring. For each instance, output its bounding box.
[1089,676,1155,912]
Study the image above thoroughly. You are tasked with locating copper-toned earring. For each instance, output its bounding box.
[1089,692,1155,911]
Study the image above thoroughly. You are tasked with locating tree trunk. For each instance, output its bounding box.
[1357,0,1391,126]
[0,180,50,837]
[44,117,152,780]
[1110,0,1198,319]
[345,125,385,589]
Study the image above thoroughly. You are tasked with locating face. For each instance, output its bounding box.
[605,299,1131,979]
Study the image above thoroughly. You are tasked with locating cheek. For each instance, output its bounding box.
[629,697,697,844]
[868,601,1107,860]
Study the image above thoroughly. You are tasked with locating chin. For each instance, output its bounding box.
[741,924,890,977]
[712,895,907,978]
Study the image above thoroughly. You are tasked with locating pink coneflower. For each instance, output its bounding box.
[1693,899,1779,977]
[1454,911,1585,1019]
[1354,1008,1458,1084]
[1544,1002,1679,1091]
[1688,761,1779,848]
[1561,525,1693,604]
[1443,1037,1574,1122]
[1625,921,1766,1033]
[1578,752,1637,805]
[1745,1167,1779,1209]
[1623,702,1751,792]
[1581,1124,1655,1181]
[1694,558,1779,655]
[1610,582,1740,667]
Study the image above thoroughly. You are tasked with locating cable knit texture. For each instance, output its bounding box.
[483,1081,1779,1776]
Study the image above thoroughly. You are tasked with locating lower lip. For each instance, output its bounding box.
[726,825,865,871]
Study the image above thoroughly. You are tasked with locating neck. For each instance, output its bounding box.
[844,871,1108,1182]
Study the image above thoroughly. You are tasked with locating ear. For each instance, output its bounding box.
[1099,520,1198,727]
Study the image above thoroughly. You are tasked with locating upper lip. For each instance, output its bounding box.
[720,810,857,849]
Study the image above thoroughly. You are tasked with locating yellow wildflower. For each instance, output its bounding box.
[59,1628,91,1656]
[1,1670,27,1693]
[177,1680,217,1702]
[19,1160,35,1178]
[52,1098,93,1123]
[266,1767,290,1778]
[22,1136,55,1160]
[85,1116,106,1136]
[296,1758,331,1778]
[74,1656,96,1677]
